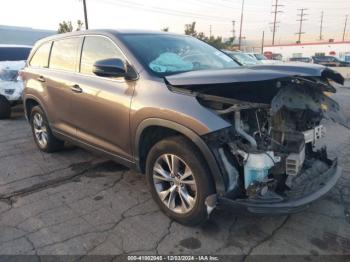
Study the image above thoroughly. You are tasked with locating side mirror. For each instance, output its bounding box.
[93,58,126,78]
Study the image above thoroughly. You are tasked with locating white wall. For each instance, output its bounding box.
[264,42,350,61]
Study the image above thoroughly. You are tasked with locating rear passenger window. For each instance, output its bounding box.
[80,36,124,75]
[30,42,52,68]
[50,38,81,71]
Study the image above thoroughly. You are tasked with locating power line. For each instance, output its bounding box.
[295,8,308,43]
[343,15,349,41]
[98,0,233,22]
[271,0,283,45]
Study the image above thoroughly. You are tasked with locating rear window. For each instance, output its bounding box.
[50,37,81,71]
[0,47,31,61]
[30,42,52,68]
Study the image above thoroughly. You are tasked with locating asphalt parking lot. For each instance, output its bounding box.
[0,86,350,258]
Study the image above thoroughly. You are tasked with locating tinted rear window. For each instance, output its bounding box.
[0,47,31,61]
[50,37,81,71]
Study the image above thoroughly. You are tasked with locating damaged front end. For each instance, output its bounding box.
[167,66,346,215]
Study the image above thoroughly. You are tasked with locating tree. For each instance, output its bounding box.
[161,27,169,32]
[58,21,73,33]
[57,20,85,33]
[185,22,197,37]
[76,20,84,31]
[184,21,235,49]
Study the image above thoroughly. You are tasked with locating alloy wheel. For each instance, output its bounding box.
[153,154,197,214]
[33,113,48,148]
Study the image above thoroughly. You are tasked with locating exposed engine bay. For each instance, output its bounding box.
[197,76,348,201]
[167,68,347,204]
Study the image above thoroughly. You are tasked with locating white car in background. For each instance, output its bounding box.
[0,45,31,119]
[246,53,282,65]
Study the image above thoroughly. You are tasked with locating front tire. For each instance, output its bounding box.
[146,136,215,226]
[0,96,11,119]
[30,106,64,153]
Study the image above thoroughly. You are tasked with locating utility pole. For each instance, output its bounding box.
[261,31,265,54]
[319,11,324,41]
[296,8,308,44]
[232,20,236,41]
[238,0,245,50]
[83,0,89,30]
[271,0,283,46]
[343,15,349,41]
[209,25,212,38]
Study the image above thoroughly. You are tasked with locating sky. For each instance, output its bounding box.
[0,0,349,46]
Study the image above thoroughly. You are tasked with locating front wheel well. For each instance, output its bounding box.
[138,126,179,174]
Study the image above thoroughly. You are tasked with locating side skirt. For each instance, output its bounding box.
[52,129,138,170]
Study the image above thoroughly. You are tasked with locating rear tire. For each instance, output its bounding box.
[0,96,11,119]
[30,106,64,153]
[146,136,215,226]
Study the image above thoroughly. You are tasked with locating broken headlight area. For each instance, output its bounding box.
[200,77,345,205]
[4,89,15,95]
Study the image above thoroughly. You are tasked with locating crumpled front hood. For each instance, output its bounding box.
[167,64,349,130]
[165,64,344,88]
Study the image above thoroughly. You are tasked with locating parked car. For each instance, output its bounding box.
[289,57,312,63]
[22,30,346,225]
[222,50,260,66]
[312,56,350,67]
[246,52,281,64]
[0,45,31,118]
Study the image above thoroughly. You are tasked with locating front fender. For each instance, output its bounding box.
[134,118,226,194]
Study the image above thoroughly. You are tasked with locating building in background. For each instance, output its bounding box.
[0,25,55,46]
[264,41,350,62]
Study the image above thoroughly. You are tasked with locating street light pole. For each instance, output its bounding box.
[261,31,265,54]
[343,15,348,41]
[238,0,245,50]
[83,0,89,30]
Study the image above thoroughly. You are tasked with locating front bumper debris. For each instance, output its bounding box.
[216,160,341,214]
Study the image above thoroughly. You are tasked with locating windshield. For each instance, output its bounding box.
[291,57,310,62]
[229,52,259,65]
[254,54,267,60]
[120,34,239,76]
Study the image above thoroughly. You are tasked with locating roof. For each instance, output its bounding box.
[37,29,181,43]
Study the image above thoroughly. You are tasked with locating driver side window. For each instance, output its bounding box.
[80,36,125,75]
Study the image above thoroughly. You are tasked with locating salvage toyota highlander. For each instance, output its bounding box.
[22,30,348,225]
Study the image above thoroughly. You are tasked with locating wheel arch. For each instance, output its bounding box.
[24,95,45,121]
[135,118,225,194]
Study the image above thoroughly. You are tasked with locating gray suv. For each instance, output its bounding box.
[22,30,347,225]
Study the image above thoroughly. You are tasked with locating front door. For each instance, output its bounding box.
[70,35,135,161]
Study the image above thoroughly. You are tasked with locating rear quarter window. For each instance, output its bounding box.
[30,42,52,68]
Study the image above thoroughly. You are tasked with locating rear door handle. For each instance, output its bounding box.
[37,76,46,82]
[71,84,83,93]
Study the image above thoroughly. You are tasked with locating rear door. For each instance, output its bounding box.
[45,37,83,136]
[71,35,135,161]
[24,41,52,108]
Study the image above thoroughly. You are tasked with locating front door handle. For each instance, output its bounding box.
[37,76,46,82]
[71,84,83,93]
